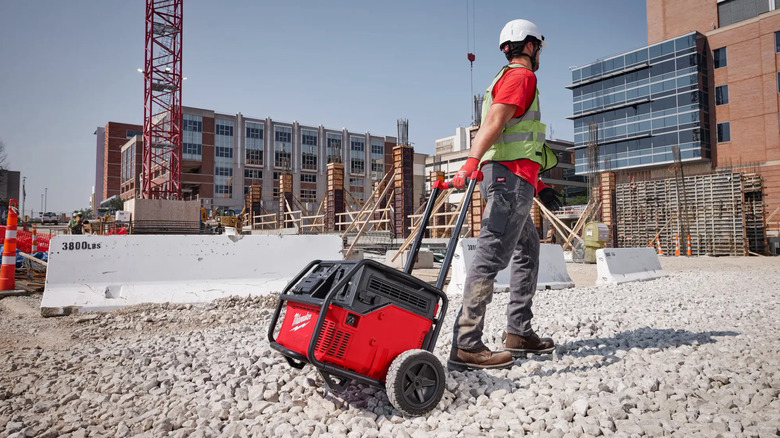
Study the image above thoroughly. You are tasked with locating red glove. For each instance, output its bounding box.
[452,157,480,189]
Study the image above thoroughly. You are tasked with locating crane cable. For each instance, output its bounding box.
[466,0,476,123]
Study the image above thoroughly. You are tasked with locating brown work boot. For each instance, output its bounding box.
[503,331,555,357]
[447,346,514,371]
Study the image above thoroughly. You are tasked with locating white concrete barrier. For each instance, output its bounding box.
[41,234,343,315]
[384,249,434,270]
[445,238,574,296]
[595,247,666,285]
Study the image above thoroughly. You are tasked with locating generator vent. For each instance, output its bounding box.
[367,276,429,313]
[314,320,351,359]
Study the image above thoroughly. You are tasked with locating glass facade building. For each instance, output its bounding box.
[568,32,711,174]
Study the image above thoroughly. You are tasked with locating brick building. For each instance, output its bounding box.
[569,1,780,218]
[112,106,398,213]
[95,122,143,204]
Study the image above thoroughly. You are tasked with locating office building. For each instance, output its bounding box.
[571,1,780,215]
[115,106,398,213]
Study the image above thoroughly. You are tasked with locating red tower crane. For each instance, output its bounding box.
[142,0,183,199]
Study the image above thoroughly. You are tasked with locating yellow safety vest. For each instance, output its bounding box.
[480,63,558,172]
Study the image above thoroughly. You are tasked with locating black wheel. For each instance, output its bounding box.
[385,349,445,416]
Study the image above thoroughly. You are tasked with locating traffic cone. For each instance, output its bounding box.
[31,224,37,253]
[1,199,19,291]
[656,237,664,255]
[686,233,692,256]
[674,234,680,256]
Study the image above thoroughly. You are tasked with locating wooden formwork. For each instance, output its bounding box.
[615,172,765,256]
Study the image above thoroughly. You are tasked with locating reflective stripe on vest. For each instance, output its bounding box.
[479,63,558,172]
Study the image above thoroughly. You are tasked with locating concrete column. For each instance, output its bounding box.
[393,145,414,239]
[600,171,617,246]
[245,184,262,229]
[468,184,484,238]
[530,201,542,237]
[278,173,294,228]
[325,162,345,232]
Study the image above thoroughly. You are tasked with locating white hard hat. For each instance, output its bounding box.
[499,19,545,50]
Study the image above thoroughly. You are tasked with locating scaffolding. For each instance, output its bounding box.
[615,172,766,256]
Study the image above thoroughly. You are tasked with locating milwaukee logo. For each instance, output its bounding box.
[290,312,313,332]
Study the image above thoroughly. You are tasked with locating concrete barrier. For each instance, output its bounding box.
[445,238,574,296]
[595,247,666,285]
[384,249,434,270]
[41,234,343,316]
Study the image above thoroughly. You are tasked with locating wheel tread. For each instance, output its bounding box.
[385,349,445,416]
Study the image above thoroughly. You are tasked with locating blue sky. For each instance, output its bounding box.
[0,1,647,214]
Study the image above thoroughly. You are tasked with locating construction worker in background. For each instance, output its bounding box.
[68,211,84,235]
[448,18,563,371]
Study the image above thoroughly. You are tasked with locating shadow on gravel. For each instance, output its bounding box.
[545,327,739,375]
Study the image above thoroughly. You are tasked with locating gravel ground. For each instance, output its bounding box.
[1,257,779,437]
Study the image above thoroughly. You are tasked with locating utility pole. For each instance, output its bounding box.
[44,187,48,213]
[21,177,25,221]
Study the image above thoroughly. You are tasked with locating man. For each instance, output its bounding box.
[448,19,563,371]
[69,211,84,235]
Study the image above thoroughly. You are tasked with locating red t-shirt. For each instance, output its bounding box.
[490,67,542,191]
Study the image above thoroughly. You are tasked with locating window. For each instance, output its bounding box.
[326,133,343,163]
[215,167,233,177]
[273,172,281,180]
[302,130,317,146]
[245,122,263,166]
[717,122,731,142]
[300,189,316,202]
[246,126,263,139]
[301,129,318,171]
[350,135,365,175]
[126,129,142,138]
[370,139,384,175]
[715,85,729,105]
[183,143,202,155]
[301,174,316,183]
[713,47,727,69]
[275,128,291,143]
[183,117,202,132]
[776,31,780,53]
[214,184,233,197]
[215,147,233,158]
[777,72,780,93]
[216,123,234,136]
[272,187,280,198]
[244,169,262,179]
[274,126,292,169]
[246,150,263,165]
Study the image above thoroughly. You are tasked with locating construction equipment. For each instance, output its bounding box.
[580,221,610,263]
[268,173,482,416]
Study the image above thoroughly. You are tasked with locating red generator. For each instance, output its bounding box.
[268,175,481,416]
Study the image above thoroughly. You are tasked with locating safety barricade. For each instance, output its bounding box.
[445,238,574,296]
[1,199,19,291]
[595,247,667,285]
[41,234,343,316]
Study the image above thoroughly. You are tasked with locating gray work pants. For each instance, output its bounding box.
[451,162,540,351]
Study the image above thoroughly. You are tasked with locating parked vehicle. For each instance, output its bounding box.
[42,212,59,225]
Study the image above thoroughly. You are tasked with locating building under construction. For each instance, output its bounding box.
[568,2,780,255]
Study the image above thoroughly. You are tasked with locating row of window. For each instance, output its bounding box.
[573,34,697,83]
[713,30,780,71]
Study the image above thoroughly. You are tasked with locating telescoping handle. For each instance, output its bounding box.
[434,171,482,289]
[403,170,483,276]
